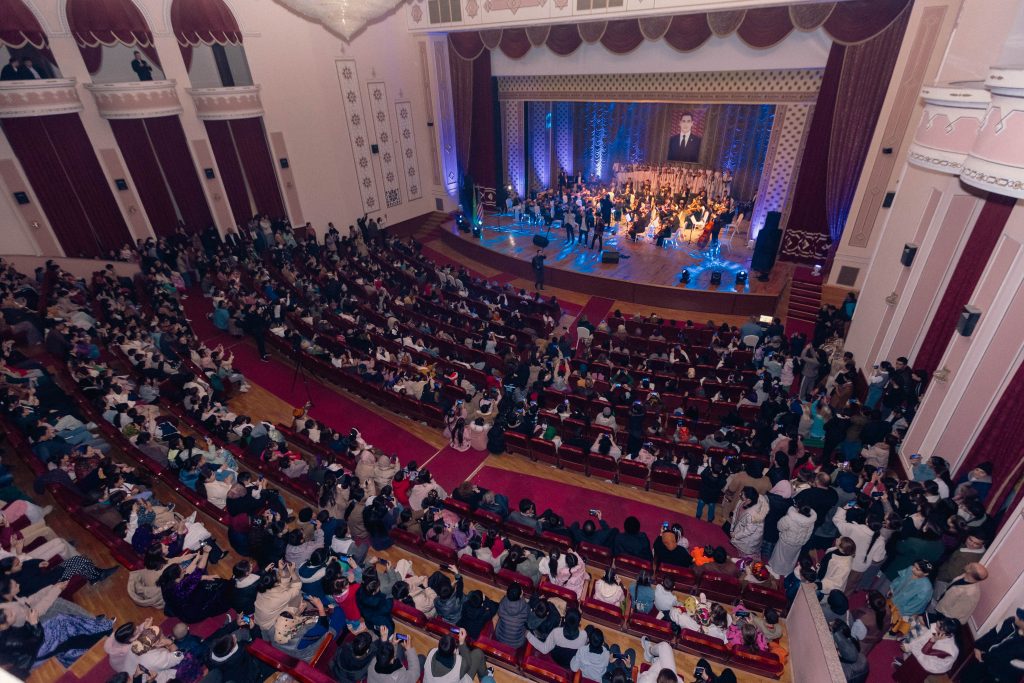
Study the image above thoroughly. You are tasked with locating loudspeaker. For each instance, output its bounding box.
[751,211,782,273]
[532,235,549,248]
[957,305,982,337]
[279,158,289,169]
[710,271,722,285]
[13,192,29,205]
[114,178,128,191]
[882,192,896,208]
[901,243,919,267]
[601,250,620,264]
[204,168,216,179]
[371,144,380,154]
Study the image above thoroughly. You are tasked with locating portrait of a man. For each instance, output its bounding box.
[667,112,702,163]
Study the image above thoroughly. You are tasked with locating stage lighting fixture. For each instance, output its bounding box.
[679,269,690,284]
[710,271,722,286]
[736,271,748,285]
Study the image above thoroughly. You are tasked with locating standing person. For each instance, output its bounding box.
[962,607,1024,682]
[799,344,821,400]
[532,250,546,291]
[1,57,20,80]
[242,304,270,361]
[590,217,605,252]
[131,50,154,81]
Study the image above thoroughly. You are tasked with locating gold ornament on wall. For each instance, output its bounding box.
[885,292,899,306]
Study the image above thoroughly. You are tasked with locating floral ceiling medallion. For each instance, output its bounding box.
[273,0,407,42]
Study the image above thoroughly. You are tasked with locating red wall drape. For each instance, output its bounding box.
[468,51,497,191]
[914,193,1017,374]
[227,117,286,218]
[956,358,1024,521]
[203,119,252,226]
[169,0,242,75]
[144,116,213,232]
[109,118,179,236]
[1,114,130,257]
[0,0,58,67]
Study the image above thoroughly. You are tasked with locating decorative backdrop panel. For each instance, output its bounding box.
[336,60,380,213]
[366,81,403,209]
[526,101,551,191]
[418,41,442,188]
[501,100,525,196]
[395,100,424,202]
[750,103,812,236]
[497,69,823,104]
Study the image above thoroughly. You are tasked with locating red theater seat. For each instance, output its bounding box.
[675,629,732,661]
[699,571,742,605]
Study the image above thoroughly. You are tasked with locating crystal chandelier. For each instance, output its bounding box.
[273,0,407,42]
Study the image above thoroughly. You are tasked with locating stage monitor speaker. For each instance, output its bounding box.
[601,250,620,264]
[901,243,919,267]
[957,305,982,337]
[532,235,549,248]
[710,271,722,285]
[751,212,782,273]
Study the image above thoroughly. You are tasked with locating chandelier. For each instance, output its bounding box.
[273,0,407,42]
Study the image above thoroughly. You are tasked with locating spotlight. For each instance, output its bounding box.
[736,270,748,285]
[679,269,690,284]
[710,271,722,286]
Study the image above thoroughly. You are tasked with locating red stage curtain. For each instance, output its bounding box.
[780,1,910,265]
[663,13,713,52]
[449,49,475,178]
[452,0,911,58]
[498,28,531,59]
[203,119,252,226]
[143,116,213,232]
[1,114,130,257]
[914,194,1016,374]
[109,118,179,236]
[545,24,582,55]
[449,31,486,60]
[467,50,497,191]
[736,6,794,48]
[600,19,646,54]
[227,117,285,218]
[824,0,911,45]
[66,0,161,71]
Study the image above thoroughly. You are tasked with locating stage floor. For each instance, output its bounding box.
[456,214,780,293]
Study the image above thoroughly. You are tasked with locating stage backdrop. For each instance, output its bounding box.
[522,101,773,202]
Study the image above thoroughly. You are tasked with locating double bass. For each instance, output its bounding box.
[695,199,728,249]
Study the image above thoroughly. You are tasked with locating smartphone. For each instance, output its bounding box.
[377,558,388,565]
[240,614,252,626]
[395,633,409,642]
[258,475,264,481]
[589,509,599,516]
[438,563,451,571]
[450,628,461,635]
[662,522,670,531]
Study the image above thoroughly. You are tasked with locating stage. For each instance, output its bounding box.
[440,214,790,316]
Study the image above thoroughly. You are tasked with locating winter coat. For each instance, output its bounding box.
[730,496,769,555]
[494,597,530,647]
[776,506,817,546]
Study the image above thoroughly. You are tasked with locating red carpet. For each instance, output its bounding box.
[470,465,730,549]
[420,242,491,280]
[569,296,615,342]
[424,446,490,492]
[182,294,438,464]
[849,589,902,679]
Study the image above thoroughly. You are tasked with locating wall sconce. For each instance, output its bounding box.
[933,367,951,382]
[30,221,40,230]
[885,292,899,306]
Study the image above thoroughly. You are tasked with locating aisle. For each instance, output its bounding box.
[470,465,732,550]
[182,292,439,462]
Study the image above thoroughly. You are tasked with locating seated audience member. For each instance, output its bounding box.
[612,515,652,559]
[898,617,959,676]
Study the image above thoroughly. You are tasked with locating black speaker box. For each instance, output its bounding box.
[958,306,982,336]
[532,235,549,248]
[901,243,919,267]
[710,271,722,285]
[751,212,783,273]
[601,250,620,264]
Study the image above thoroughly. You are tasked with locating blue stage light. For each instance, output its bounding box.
[737,271,748,285]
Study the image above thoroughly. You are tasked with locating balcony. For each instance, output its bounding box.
[83,80,183,119]
[0,78,84,118]
[187,85,263,120]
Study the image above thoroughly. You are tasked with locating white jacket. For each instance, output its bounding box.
[776,506,817,547]
[832,508,887,572]
[730,496,769,555]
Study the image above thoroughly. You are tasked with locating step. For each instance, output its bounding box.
[791,283,822,295]
[790,294,820,307]
[788,303,820,317]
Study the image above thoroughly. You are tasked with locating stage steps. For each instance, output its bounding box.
[785,268,823,338]
[409,211,449,242]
